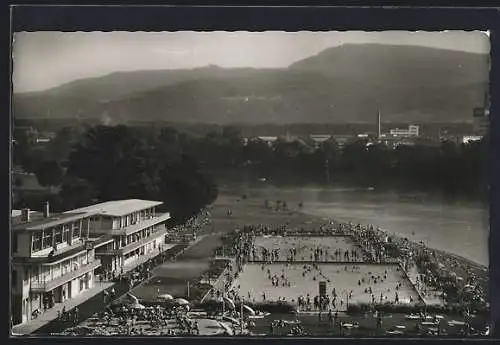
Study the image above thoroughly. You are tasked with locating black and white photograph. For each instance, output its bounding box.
[10,29,492,337]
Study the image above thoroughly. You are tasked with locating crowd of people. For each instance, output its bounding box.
[52,195,488,337]
[204,211,489,316]
[237,218,485,311]
[345,222,487,311]
[60,302,205,336]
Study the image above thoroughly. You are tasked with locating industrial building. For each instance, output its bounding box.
[389,125,420,138]
[472,91,490,137]
[473,107,489,137]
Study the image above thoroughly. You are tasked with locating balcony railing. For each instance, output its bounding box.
[109,213,170,236]
[30,259,101,293]
[121,226,168,255]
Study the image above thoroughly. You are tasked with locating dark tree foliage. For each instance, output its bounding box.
[159,154,218,222]
[63,125,218,223]
[59,176,98,211]
[45,126,84,164]
[15,123,487,217]
[35,160,64,189]
[191,130,486,196]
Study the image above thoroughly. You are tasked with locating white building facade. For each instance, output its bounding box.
[11,207,104,325]
[389,125,419,137]
[65,200,171,274]
[11,199,172,326]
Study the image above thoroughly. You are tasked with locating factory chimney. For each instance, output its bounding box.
[43,201,50,218]
[377,110,382,139]
[21,208,30,222]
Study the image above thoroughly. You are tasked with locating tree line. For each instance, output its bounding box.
[168,126,487,197]
[12,125,218,223]
[12,124,488,218]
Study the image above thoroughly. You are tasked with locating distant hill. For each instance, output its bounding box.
[289,44,489,86]
[13,44,490,124]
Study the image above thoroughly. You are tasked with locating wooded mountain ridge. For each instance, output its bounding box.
[13,44,490,124]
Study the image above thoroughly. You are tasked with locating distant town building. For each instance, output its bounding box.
[389,125,419,137]
[254,136,278,146]
[473,107,489,136]
[309,135,333,148]
[331,134,356,148]
[473,91,490,136]
[462,135,483,144]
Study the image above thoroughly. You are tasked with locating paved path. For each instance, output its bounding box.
[12,281,115,335]
[406,266,444,306]
[29,237,211,335]
[13,245,183,336]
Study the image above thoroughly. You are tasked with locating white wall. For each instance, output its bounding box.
[70,279,79,298]
[16,233,32,257]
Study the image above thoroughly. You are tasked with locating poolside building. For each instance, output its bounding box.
[11,199,172,327]
[11,204,108,325]
[65,199,171,274]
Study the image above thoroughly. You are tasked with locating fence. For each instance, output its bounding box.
[200,259,236,303]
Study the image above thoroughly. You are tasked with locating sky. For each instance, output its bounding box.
[12,31,490,93]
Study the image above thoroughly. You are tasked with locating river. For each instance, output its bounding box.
[221,183,489,266]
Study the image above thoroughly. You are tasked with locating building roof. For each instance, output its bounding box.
[256,136,278,142]
[11,209,38,218]
[64,199,163,217]
[310,135,332,143]
[12,212,93,231]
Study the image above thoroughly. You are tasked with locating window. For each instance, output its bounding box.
[42,231,53,249]
[63,226,70,243]
[12,269,17,287]
[54,227,63,245]
[32,232,42,252]
[72,223,81,239]
[41,266,50,282]
[12,234,18,253]
[62,262,69,275]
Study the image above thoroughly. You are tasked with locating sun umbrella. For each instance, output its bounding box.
[223,316,241,325]
[126,293,139,304]
[174,298,190,306]
[130,303,145,309]
[242,305,256,316]
[158,294,174,301]
[223,297,236,310]
[218,321,233,334]
[463,284,475,291]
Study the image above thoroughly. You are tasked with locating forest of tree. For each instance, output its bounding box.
[12,124,488,220]
[12,125,219,223]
